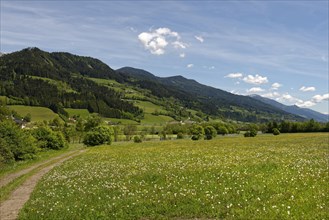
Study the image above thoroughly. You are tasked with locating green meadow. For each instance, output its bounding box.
[64,108,91,119]
[7,105,59,122]
[20,133,328,219]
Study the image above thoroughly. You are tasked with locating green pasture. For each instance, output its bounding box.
[20,133,328,219]
[141,113,174,125]
[7,105,59,122]
[64,108,90,119]
[31,76,76,93]
[134,100,168,114]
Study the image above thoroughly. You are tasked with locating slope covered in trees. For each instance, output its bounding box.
[0,48,306,122]
[0,48,141,119]
[116,67,304,122]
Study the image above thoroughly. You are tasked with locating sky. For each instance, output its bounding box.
[1,0,328,114]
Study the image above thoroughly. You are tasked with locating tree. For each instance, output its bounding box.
[133,136,142,143]
[244,129,257,137]
[83,126,114,146]
[177,132,184,139]
[84,114,102,132]
[123,125,137,141]
[0,120,38,162]
[23,113,32,122]
[75,117,84,143]
[204,126,217,140]
[217,126,229,136]
[190,125,204,141]
[113,126,121,142]
[32,126,67,150]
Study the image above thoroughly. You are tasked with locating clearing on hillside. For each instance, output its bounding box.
[7,105,59,122]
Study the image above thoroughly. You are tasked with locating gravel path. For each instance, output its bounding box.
[0,150,85,220]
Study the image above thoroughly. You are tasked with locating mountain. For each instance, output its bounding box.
[250,94,328,122]
[117,67,304,122]
[0,48,305,122]
[0,47,142,119]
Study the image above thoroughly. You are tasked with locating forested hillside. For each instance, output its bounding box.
[0,48,305,122]
[0,48,141,119]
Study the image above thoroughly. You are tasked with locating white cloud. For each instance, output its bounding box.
[195,35,204,43]
[209,66,215,70]
[225,72,243,78]
[299,86,316,92]
[179,53,185,58]
[312,93,329,103]
[262,92,280,98]
[296,101,316,108]
[172,41,187,49]
[243,74,268,85]
[246,87,265,93]
[187,64,194,68]
[281,93,301,102]
[271,83,282,90]
[138,27,186,55]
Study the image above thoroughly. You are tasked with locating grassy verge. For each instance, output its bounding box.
[19,133,329,219]
[0,144,84,178]
[0,145,85,203]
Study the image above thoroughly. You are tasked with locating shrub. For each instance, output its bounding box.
[190,125,204,141]
[244,129,257,137]
[0,138,15,164]
[133,136,142,143]
[176,132,184,139]
[32,126,67,150]
[204,126,217,140]
[217,126,229,135]
[273,128,280,135]
[83,126,113,146]
[0,120,38,162]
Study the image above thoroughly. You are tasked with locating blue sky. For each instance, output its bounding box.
[1,1,328,114]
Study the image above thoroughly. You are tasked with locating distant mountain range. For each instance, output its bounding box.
[0,47,321,123]
[250,94,328,122]
[116,67,304,122]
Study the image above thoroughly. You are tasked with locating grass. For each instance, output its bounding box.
[64,108,90,119]
[19,133,328,219]
[0,144,85,203]
[31,76,77,93]
[141,113,175,125]
[0,144,84,178]
[0,96,7,104]
[134,100,168,114]
[88,77,125,93]
[7,105,59,122]
[103,117,139,125]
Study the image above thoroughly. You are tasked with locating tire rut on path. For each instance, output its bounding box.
[0,150,85,220]
[0,150,82,189]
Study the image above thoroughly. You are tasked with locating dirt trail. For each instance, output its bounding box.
[0,150,85,220]
[0,150,82,188]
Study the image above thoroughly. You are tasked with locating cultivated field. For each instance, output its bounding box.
[19,133,328,219]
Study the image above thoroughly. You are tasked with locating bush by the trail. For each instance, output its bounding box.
[244,129,257,137]
[0,138,15,164]
[83,126,113,146]
[32,126,67,150]
[0,120,38,163]
[204,126,217,140]
[133,136,142,143]
[273,128,280,135]
[190,125,204,141]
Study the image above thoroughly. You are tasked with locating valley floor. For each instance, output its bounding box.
[1,133,328,219]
